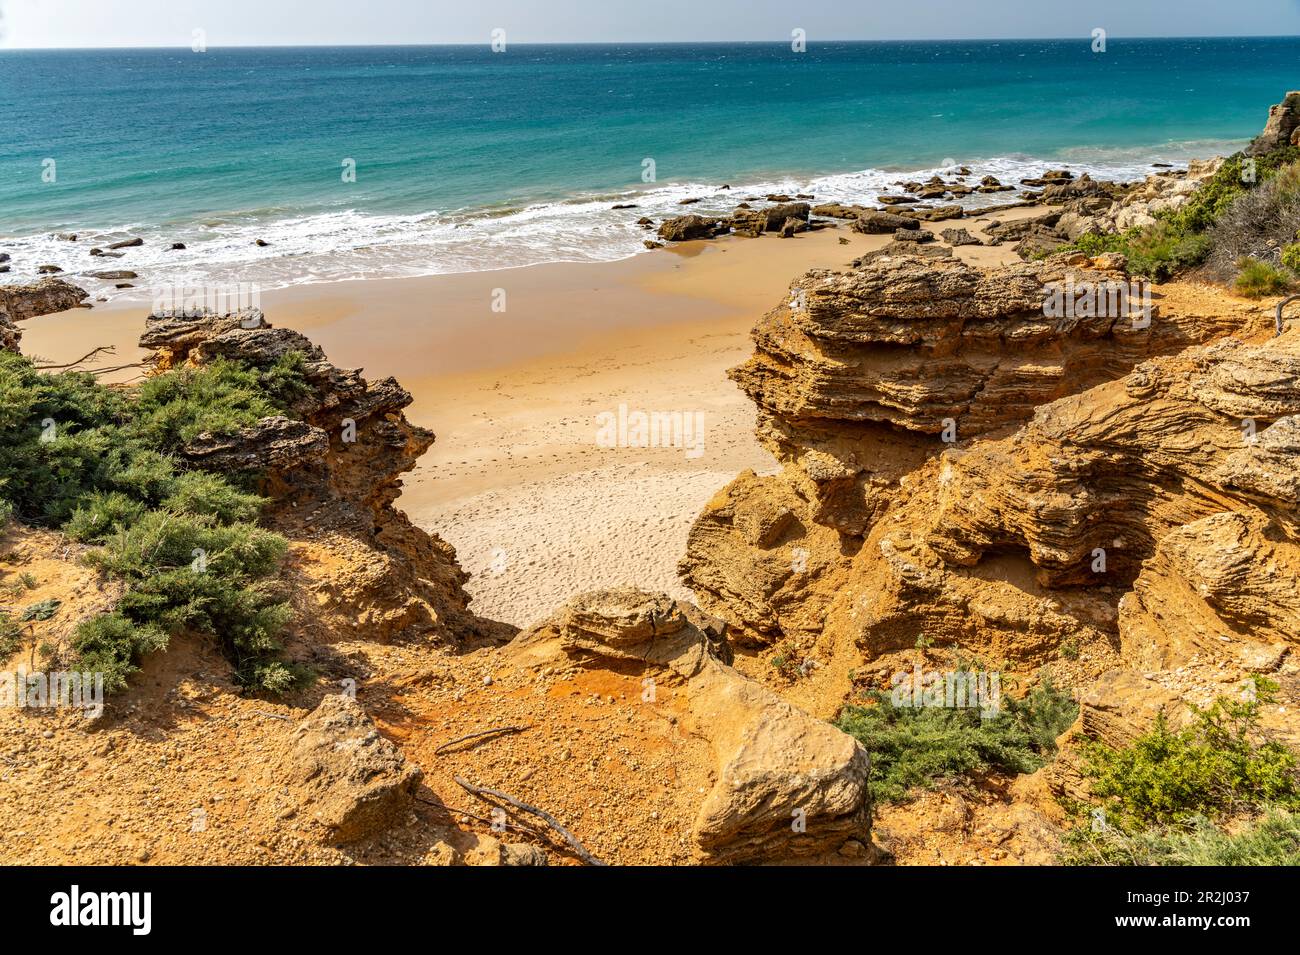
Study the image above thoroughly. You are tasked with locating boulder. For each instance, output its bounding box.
[850,211,920,234]
[940,227,982,246]
[656,214,729,242]
[107,237,143,249]
[271,694,422,844]
[0,278,90,321]
[508,589,872,863]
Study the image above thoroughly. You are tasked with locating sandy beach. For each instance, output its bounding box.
[18,213,1028,626]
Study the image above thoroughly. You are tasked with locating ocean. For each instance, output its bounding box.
[1,38,1296,296]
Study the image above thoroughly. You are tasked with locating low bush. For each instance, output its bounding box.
[1079,679,1299,832]
[834,674,1078,804]
[0,348,311,694]
[1063,808,1300,866]
[1233,256,1293,298]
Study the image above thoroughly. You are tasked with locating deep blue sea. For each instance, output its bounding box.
[1,38,1297,293]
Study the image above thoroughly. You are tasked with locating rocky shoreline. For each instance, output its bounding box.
[2,92,1299,866]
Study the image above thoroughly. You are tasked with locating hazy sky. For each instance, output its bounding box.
[3,0,1300,47]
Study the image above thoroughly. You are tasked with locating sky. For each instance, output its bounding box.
[2,0,1300,47]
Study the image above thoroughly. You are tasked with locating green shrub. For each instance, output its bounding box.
[1233,256,1293,298]
[0,611,22,657]
[1080,679,1300,832]
[1057,224,1213,281]
[129,354,309,450]
[64,492,148,543]
[69,612,169,693]
[161,471,263,524]
[0,347,310,694]
[834,675,1078,804]
[1281,242,1300,275]
[1063,808,1300,866]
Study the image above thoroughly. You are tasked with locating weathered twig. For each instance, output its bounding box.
[411,794,542,839]
[434,724,529,755]
[454,775,606,866]
[34,345,116,370]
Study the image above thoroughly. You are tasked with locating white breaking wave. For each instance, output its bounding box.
[0,143,1245,301]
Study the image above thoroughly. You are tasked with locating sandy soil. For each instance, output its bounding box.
[18,213,1028,627]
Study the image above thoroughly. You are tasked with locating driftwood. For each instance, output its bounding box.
[434,724,529,755]
[454,775,606,866]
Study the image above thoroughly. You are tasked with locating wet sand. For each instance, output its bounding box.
[18,212,1029,625]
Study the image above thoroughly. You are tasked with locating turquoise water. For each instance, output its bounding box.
[0,38,1295,291]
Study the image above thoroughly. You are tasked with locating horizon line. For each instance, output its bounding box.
[3,33,1300,50]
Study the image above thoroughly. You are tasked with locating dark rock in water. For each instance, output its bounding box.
[851,211,921,234]
[0,266,9,274]
[255,239,271,246]
[656,214,729,242]
[89,249,125,258]
[1041,173,1105,203]
[643,240,664,250]
[57,233,78,242]
[0,253,9,263]
[812,202,870,220]
[678,197,703,205]
[765,194,792,202]
[108,237,144,249]
[1152,162,1173,168]
[719,184,731,190]
[940,227,983,247]
[734,202,751,209]
[612,204,638,210]
[170,242,187,250]
[636,217,654,225]
[115,283,135,289]
[37,264,63,274]
[893,227,935,243]
[957,166,972,176]
[88,270,138,280]
[795,193,814,200]
[877,195,920,205]
[899,204,965,222]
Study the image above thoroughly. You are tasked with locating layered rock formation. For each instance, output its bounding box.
[681,247,1255,642]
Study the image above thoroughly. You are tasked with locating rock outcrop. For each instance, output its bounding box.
[272,694,423,843]
[137,307,497,646]
[1247,91,1300,156]
[0,278,89,324]
[507,589,873,863]
[680,248,1254,641]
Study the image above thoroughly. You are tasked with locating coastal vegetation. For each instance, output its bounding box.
[0,349,310,693]
[1059,147,1300,288]
[834,675,1078,804]
[1062,678,1300,864]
